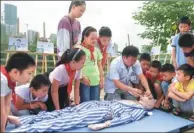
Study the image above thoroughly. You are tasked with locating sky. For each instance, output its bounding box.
[1,1,150,51]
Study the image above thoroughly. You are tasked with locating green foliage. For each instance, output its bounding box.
[132,1,194,52]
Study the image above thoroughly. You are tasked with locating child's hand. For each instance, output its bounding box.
[82,76,90,86]
[154,102,161,108]
[30,102,40,109]
[37,102,47,111]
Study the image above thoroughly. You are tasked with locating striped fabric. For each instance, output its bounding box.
[11,100,149,132]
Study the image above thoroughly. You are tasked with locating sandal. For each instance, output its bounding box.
[189,115,194,121]
[171,108,181,116]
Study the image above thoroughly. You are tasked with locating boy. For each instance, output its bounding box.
[178,33,194,67]
[172,16,191,69]
[96,26,112,68]
[160,64,176,110]
[104,46,152,101]
[139,53,151,75]
[168,64,194,121]
[11,74,51,116]
[145,60,164,108]
[1,52,35,132]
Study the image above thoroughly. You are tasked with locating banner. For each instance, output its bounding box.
[37,41,54,54]
[8,37,28,51]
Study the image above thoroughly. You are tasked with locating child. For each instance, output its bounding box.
[171,16,191,69]
[168,64,194,121]
[178,33,194,67]
[145,60,164,108]
[57,1,86,59]
[1,52,35,132]
[10,74,51,116]
[160,64,176,110]
[96,26,112,69]
[139,53,151,75]
[75,26,104,103]
[46,48,86,111]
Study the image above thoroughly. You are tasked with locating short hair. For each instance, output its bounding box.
[161,63,175,73]
[99,26,112,37]
[178,16,191,26]
[122,46,139,57]
[178,33,194,48]
[150,60,161,71]
[177,64,194,79]
[5,52,35,72]
[139,53,151,62]
[29,74,51,90]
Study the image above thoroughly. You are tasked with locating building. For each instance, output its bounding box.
[27,30,39,44]
[4,4,17,25]
[50,33,57,45]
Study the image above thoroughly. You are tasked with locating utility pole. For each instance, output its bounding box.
[17,18,19,36]
[43,22,46,38]
[127,34,130,46]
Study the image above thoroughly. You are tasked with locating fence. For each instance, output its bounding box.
[0,51,172,76]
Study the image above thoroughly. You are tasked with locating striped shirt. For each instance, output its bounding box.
[11,100,150,132]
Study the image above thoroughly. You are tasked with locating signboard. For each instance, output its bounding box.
[151,46,161,55]
[36,41,54,54]
[8,37,28,51]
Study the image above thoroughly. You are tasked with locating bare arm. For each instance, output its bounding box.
[1,97,7,132]
[186,57,194,67]
[168,91,186,102]
[98,59,104,89]
[15,95,31,110]
[172,47,178,69]
[51,79,60,110]
[172,89,194,100]
[74,79,80,105]
[113,80,134,92]
[138,74,151,92]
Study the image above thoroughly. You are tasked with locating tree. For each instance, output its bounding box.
[132,1,194,52]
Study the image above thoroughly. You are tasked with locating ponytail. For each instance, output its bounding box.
[56,48,85,67]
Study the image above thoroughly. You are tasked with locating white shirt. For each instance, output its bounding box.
[49,64,82,86]
[15,83,48,103]
[1,72,12,97]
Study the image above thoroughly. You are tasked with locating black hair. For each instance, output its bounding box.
[161,63,175,73]
[17,39,21,42]
[56,48,85,67]
[81,26,97,43]
[122,46,139,57]
[5,52,35,72]
[139,53,151,62]
[177,64,194,79]
[99,26,112,37]
[29,74,51,91]
[150,60,161,71]
[178,16,191,26]
[178,33,194,48]
[69,0,86,13]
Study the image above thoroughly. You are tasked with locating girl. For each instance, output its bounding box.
[57,1,86,59]
[1,52,35,132]
[75,26,104,103]
[11,74,50,116]
[46,48,86,111]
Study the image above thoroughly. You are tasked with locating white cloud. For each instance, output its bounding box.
[1,1,150,51]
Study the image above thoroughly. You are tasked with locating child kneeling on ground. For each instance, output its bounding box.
[168,64,194,121]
